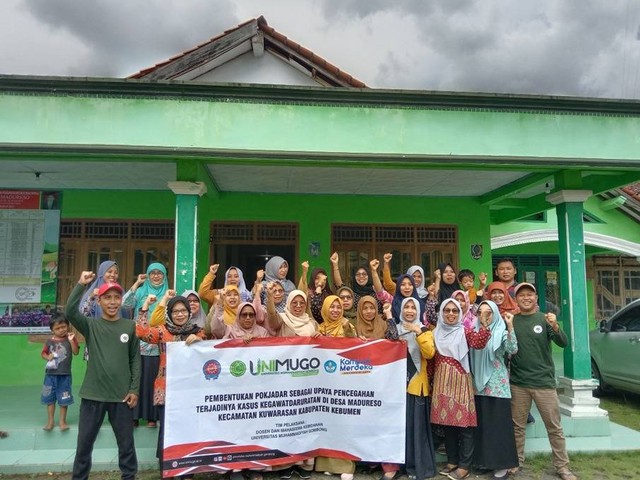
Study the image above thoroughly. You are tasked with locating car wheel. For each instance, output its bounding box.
[591,359,611,397]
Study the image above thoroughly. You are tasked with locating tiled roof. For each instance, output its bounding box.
[129,16,366,88]
[622,183,640,202]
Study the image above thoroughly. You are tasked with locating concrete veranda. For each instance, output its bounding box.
[1,383,640,475]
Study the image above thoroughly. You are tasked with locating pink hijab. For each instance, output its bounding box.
[225,302,270,339]
[451,290,477,329]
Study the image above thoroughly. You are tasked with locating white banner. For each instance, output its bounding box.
[164,336,407,478]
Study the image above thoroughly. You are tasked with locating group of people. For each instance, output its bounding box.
[47,255,576,480]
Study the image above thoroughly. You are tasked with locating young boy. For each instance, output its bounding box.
[41,315,79,431]
[458,269,487,303]
[65,271,141,480]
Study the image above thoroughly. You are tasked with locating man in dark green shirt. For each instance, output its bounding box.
[508,283,577,480]
[65,271,141,480]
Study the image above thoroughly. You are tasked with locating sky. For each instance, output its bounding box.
[2,0,640,99]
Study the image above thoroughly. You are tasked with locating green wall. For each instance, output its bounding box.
[1,189,492,386]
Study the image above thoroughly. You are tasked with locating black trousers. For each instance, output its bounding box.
[443,425,474,470]
[72,399,137,480]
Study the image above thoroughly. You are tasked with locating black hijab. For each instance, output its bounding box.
[437,262,461,306]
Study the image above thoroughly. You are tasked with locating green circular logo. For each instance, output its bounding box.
[230,360,247,377]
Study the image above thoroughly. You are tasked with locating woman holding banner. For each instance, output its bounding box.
[315,295,358,480]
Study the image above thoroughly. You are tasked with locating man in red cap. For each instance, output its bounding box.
[507,283,577,480]
[65,271,141,480]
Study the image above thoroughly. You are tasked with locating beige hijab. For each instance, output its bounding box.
[279,290,317,337]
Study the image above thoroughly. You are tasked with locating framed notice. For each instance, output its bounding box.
[0,190,61,333]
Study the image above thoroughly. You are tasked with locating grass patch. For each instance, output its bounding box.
[600,391,640,431]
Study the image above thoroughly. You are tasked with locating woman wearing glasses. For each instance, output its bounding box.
[264,286,318,479]
[431,299,490,480]
[330,253,383,313]
[123,263,168,428]
[136,293,205,479]
[265,286,319,338]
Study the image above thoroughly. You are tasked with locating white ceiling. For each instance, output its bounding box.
[207,164,528,196]
[0,160,176,190]
[0,159,533,198]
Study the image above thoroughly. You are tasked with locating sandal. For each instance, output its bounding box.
[447,469,470,480]
[439,465,457,475]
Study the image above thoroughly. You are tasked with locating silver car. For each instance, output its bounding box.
[590,299,640,396]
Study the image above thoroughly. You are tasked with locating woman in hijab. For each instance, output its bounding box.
[263,256,296,297]
[210,290,265,339]
[212,302,270,341]
[486,281,520,317]
[136,294,205,479]
[337,286,357,326]
[383,297,436,480]
[265,288,319,338]
[79,260,119,318]
[380,253,429,300]
[470,301,519,479]
[355,296,398,340]
[370,259,424,321]
[198,264,254,308]
[315,295,357,480]
[211,285,241,326]
[264,287,318,479]
[79,260,120,360]
[224,266,253,302]
[431,299,490,480]
[181,290,207,328]
[307,267,333,324]
[123,262,168,428]
[436,262,461,306]
[329,252,383,312]
[451,290,477,329]
[317,295,356,338]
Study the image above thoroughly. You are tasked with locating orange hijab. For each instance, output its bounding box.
[486,281,520,316]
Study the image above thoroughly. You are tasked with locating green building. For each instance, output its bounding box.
[1,16,640,435]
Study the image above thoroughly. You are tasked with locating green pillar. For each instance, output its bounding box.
[546,189,592,379]
[168,181,207,294]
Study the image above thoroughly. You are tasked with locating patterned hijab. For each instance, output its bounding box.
[319,295,347,337]
[279,290,317,337]
[434,298,470,373]
[470,300,507,392]
[356,295,387,340]
[164,296,200,340]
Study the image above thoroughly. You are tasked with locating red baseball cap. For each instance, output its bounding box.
[98,282,124,297]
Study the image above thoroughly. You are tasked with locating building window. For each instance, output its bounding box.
[58,220,174,305]
[332,224,458,286]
